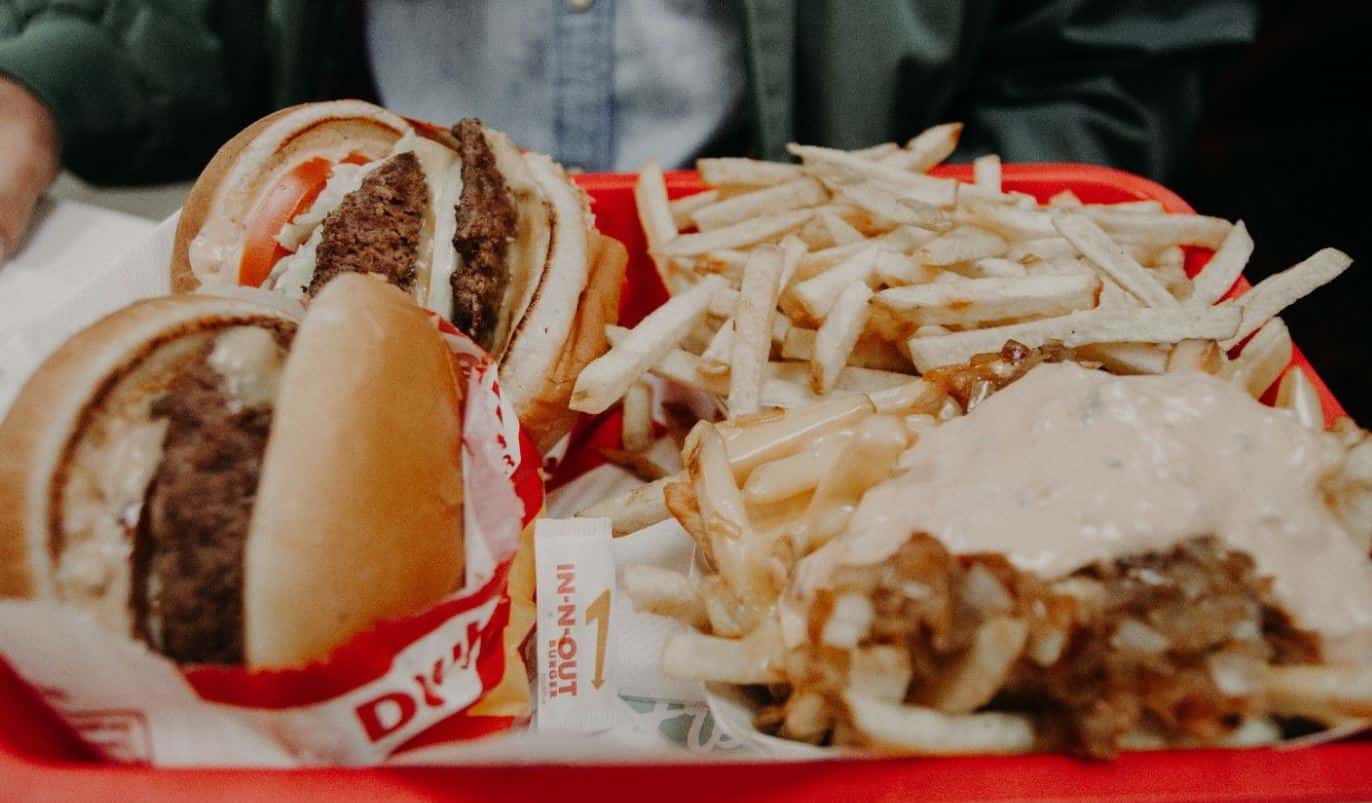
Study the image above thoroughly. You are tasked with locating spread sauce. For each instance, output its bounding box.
[793,363,1372,649]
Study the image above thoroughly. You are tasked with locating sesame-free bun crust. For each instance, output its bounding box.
[171,101,412,293]
[244,274,466,668]
[514,231,627,455]
[501,155,624,453]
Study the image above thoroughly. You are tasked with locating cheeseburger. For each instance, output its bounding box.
[172,100,625,451]
[0,275,469,669]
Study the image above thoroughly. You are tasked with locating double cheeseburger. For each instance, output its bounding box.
[172,100,624,451]
[0,275,469,668]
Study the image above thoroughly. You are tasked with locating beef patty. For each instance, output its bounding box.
[449,118,517,351]
[135,326,292,664]
[309,151,427,297]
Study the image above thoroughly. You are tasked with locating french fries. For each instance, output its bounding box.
[669,188,719,229]
[729,247,785,416]
[1219,248,1352,349]
[658,209,815,257]
[973,154,1001,193]
[1224,317,1292,398]
[1277,367,1323,431]
[1190,220,1253,305]
[915,617,1028,713]
[692,178,827,231]
[884,123,963,172]
[571,275,725,413]
[697,157,803,187]
[906,306,1241,372]
[915,226,1007,266]
[876,274,1100,327]
[636,161,681,292]
[811,283,873,394]
[842,691,1035,755]
[587,123,1370,761]
[621,379,656,452]
[1053,213,1178,307]
[789,245,881,320]
[621,565,707,628]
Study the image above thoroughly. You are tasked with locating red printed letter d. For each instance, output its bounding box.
[356,692,417,742]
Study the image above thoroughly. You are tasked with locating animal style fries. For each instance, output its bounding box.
[611,352,1372,759]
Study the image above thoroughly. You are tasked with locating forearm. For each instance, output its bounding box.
[0,1,258,185]
[0,76,59,258]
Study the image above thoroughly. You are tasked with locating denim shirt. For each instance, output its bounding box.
[364,0,746,172]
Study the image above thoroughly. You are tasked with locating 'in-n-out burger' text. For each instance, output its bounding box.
[547,563,578,697]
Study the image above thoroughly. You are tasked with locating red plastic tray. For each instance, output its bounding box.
[1,165,1362,802]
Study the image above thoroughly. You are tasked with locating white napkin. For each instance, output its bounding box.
[0,211,176,415]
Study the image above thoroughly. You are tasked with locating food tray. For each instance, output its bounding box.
[1,165,1365,802]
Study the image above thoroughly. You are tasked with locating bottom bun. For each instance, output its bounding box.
[510,232,628,455]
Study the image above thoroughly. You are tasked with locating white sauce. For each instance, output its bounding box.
[274,161,379,251]
[263,129,421,294]
[207,326,287,410]
[795,362,1372,645]
[267,225,323,300]
[424,160,465,317]
[56,417,168,626]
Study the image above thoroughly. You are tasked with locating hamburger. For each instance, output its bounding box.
[171,100,625,452]
[0,275,469,669]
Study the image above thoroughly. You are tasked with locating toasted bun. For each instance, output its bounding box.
[171,101,412,293]
[0,277,467,669]
[514,232,627,455]
[244,274,466,667]
[501,155,624,452]
[0,296,297,621]
[171,102,623,455]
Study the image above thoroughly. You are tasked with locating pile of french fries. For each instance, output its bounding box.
[570,123,1372,755]
[568,122,1351,429]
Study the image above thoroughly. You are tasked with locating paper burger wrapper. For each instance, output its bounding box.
[0,212,754,765]
[0,316,545,766]
[0,210,786,765]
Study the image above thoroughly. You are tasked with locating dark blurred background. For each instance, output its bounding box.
[1174,2,1371,422]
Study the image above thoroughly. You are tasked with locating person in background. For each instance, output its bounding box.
[0,0,1257,263]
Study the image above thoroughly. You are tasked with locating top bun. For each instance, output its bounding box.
[244,274,467,667]
[172,101,413,293]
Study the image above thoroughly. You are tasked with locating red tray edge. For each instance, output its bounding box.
[2,163,1363,803]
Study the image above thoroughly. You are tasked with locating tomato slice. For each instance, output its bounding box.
[237,152,377,288]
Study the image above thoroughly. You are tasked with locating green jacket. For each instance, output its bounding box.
[0,1,1257,184]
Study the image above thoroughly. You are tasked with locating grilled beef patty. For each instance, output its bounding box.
[449,118,517,351]
[135,327,292,664]
[309,151,427,296]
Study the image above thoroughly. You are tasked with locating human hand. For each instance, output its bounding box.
[0,77,60,264]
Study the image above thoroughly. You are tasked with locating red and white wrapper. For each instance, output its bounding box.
[0,320,545,767]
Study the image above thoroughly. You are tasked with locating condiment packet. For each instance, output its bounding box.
[534,517,618,734]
